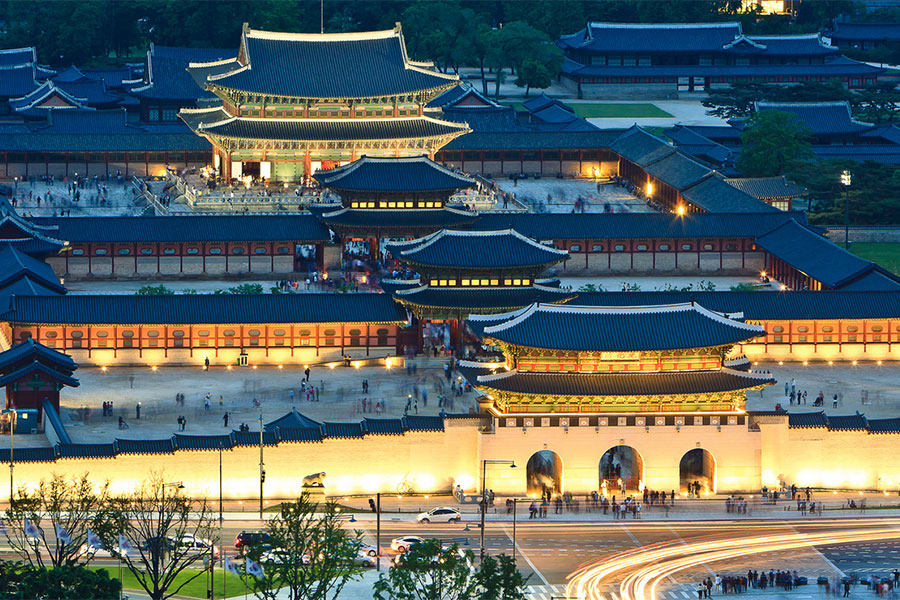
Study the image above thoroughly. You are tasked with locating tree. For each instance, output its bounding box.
[4,474,114,568]
[264,495,365,600]
[854,82,900,123]
[737,110,814,177]
[475,554,530,600]
[0,562,122,599]
[103,476,216,600]
[702,82,776,119]
[215,283,264,294]
[515,58,551,96]
[136,284,174,295]
[373,539,478,600]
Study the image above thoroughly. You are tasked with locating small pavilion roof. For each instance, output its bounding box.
[265,409,322,432]
[473,302,763,352]
[753,101,872,136]
[0,360,80,388]
[313,156,474,192]
[0,197,66,254]
[9,81,90,113]
[470,368,774,397]
[0,339,76,375]
[724,176,807,200]
[194,24,458,99]
[386,229,569,271]
[0,245,65,295]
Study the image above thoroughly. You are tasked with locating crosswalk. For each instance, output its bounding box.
[525,583,701,600]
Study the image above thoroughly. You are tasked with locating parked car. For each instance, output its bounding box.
[354,552,377,568]
[353,541,378,557]
[260,549,309,566]
[171,533,219,559]
[416,507,462,523]
[390,536,423,553]
[234,531,274,553]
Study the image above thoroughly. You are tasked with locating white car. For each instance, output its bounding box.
[354,541,378,557]
[390,536,423,553]
[354,551,377,567]
[416,507,462,523]
[260,549,310,566]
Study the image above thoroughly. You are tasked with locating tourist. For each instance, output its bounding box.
[223,412,230,428]
[135,402,141,420]
[118,416,128,430]
[204,396,211,411]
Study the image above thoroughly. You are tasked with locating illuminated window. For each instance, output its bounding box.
[480,279,489,285]
[430,279,438,286]
[448,280,457,286]
[703,244,714,251]
[248,329,261,336]
[503,279,511,285]
[96,331,108,338]
[513,279,522,285]
[462,279,470,286]
[273,329,285,336]
[45,332,58,339]
[197,331,209,337]
[681,244,693,251]
[147,331,159,338]
[772,326,784,333]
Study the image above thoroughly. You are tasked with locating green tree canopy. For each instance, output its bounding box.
[0,563,122,600]
[737,110,814,177]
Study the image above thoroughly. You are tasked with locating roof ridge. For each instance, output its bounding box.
[588,21,740,29]
[246,27,400,42]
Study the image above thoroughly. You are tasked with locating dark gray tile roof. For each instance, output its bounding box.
[2,293,407,326]
[276,427,324,442]
[323,422,365,439]
[174,434,233,451]
[134,45,234,101]
[378,279,420,294]
[859,125,900,145]
[37,215,329,244]
[754,219,900,289]
[787,412,828,428]
[866,417,900,434]
[471,211,800,240]
[724,177,806,199]
[363,418,405,436]
[477,302,763,352]
[829,22,900,42]
[609,126,675,166]
[0,339,75,373]
[643,152,712,191]
[755,101,872,136]
[561,58,881,78]
[811,144,900,164]
[681,175,778,213]
[530,104,579,124]
[0,361,80,388]
[737,35,835,56]
[114,438,176,455]
[0,245,66,294]
[403,415,444,432]
[395,285,576,312]
[0,65,37,96]
[387,229,569,271]
[0,447,56,463]
[314,156,473,192]
[0,47,36,68]
[568,290,900,321]
[443,129,621,151]
[318,208,478,230]
[473,368,774,396]
[522,93,559,113]
[558,22,742,53]
[195,116,469,142]
[204,27,457,98]
[826,413,868,431]
[265,409,322,431]
[232,431,278,446]
[58,443,117,459]
[838,269,900,291]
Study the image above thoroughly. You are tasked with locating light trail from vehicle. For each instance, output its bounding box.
[566,521,900,600]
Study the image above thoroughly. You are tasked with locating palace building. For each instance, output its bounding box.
[463,302,773,416]
[386,228,574,350]
[180,24,469,182]
[313,155,479,257]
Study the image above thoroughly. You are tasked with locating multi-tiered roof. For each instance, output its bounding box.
[181,24,469,168]
[463,302,774,414]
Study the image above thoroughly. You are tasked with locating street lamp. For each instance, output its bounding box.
[2,408,15,502]
[258,413,265,519]
[841,169,851,249]
[161,481,184,508]
[480,459,516,561]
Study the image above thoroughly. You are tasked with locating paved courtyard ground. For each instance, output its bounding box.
[57,363,475,444]
[5,178,147,217]
[494,179,655,214]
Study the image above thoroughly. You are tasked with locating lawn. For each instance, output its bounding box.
[849,242,900,275]
[89,565,253,599]
[506,101,672,118]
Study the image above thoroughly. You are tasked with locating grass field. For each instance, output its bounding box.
[89,565,252,599]
[849,242,900,275]
[507,102,672,118]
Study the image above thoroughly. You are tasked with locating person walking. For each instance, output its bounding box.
[204,396,211,411]
[223,412,230,428]
[135,402,141,420]
[304,367,311,382]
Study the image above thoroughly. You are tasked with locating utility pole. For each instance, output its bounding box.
[320,0,324,33]
[376,492,381,572]
[259,413,265,520]
[512,498,517,562]
[218,443,224,527]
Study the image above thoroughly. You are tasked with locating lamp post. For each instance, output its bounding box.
[258,413,265,519]
[480,459,516,561]
[218,442,224,527]
[841,169,852,249]
[2,408,15,502]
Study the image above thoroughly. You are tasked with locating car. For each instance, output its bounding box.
[353,541,378,557]
[171,533,219,560]
[234,531,273,553]
[416,507,462,523]
[390,536,423,553]
[354,552,377,568]
[79,543,125,560]
[260,549,310,566]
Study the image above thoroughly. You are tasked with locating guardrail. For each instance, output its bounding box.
[132,176,168,216]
